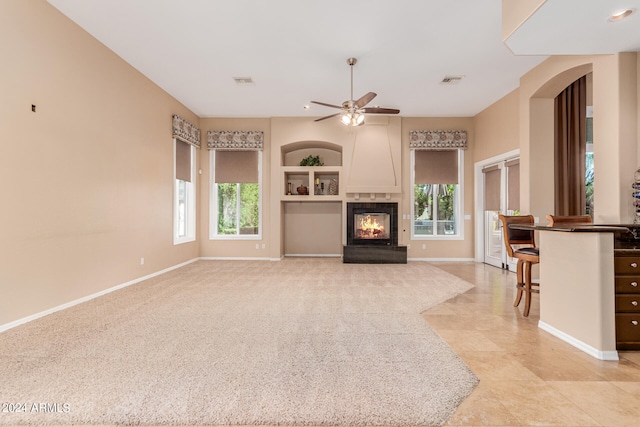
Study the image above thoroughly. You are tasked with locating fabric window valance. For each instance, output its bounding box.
[172,115,201,148]
[207,131,264,150]
[409,130,467,150]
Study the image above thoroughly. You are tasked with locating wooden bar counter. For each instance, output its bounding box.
[509,223,639,361]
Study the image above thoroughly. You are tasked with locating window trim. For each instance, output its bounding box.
[209,150,262,240]
[173,138,196,245]
[410,149,464,241]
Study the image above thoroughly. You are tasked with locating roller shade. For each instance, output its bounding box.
[414,150,458,184]
[175,139,192,182]
[482,165,500,211]
[215,150,258,183]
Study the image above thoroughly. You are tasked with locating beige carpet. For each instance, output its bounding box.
[0,258,478,426]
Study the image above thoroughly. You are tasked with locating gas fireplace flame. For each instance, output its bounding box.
[359,215,385,237]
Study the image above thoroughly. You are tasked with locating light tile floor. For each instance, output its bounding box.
[426,262,640,427]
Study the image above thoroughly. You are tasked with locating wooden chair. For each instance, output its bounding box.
[546,214,593,226]
[498,215,540,317]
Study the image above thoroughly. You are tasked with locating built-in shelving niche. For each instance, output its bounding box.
[281,141,343,257]
[281,141,342,201]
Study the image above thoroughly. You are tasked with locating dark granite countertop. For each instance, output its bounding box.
[616,247,640,255]
[509,223,640,253]
[509,223,631,233]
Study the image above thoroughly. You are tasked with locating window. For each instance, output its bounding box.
[411,149,463,239]
[174,138,196,244]
[585,105,594,217]
[210,150,261,239]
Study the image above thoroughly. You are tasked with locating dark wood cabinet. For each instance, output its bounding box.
[614,255,640,350]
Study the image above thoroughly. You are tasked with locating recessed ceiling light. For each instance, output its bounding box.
[608,8,634,22]
[303,105,310,110]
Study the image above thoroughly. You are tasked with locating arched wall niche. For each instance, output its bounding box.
[281,140,343,166]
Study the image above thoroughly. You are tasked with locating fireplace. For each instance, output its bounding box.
[354,213,390,240]
[344,202,406,263]
[347,203,397,246]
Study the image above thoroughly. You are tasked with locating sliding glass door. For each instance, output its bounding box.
[482,158,520,271]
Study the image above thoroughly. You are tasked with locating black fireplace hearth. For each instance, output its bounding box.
[343,202,407,264]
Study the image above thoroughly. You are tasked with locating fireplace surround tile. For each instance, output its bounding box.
[344,202,407,263]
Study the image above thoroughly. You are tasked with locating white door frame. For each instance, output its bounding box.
[474,149,519,264]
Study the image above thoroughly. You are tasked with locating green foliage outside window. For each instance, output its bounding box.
[414,184,457,235]
[585,153,594,217]
[217,183,259,235]
[414,184,432,219]
[437,184,456,221]
[414,184,455,220]
[585,115,594,218]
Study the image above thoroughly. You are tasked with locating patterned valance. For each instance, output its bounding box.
[207,131,264,150]
[409,130,467,150]
[172,115,201,148]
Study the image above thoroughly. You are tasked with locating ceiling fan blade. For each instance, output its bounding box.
[361,107,400,115]
[314,113,341,122]
[354,92,377,108]
[310,100,343,109]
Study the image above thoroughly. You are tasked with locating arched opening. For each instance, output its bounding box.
[526,63,593,218]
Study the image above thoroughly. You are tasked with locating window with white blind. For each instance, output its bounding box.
[174,138,196,244]
[210,150,262,239]
[411,149,464,239]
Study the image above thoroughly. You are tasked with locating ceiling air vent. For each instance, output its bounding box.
[233,77,255,86]
[440,75,464,85]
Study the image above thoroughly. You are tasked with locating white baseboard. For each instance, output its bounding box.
[199,256,272,261]
[408,258,476,262]
[284,254,342,258]
[0,258,199,334]
[538,320,619,361]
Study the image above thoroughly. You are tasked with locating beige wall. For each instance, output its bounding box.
[0,0,200,326]
[283,202,342,255]
[473,89,520,162]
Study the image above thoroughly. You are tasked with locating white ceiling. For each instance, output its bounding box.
[47,0,640,119]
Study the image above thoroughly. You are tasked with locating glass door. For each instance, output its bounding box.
[484,210,503,268]
[482,158,520,271]
[483,164,503,268]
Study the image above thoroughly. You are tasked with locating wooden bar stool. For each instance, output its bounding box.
[498,215,540,317]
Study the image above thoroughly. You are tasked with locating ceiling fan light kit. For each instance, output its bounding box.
[311,57,400,126]
[341,112,365,126]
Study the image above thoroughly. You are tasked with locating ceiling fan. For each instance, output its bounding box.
[311,57,400,126]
